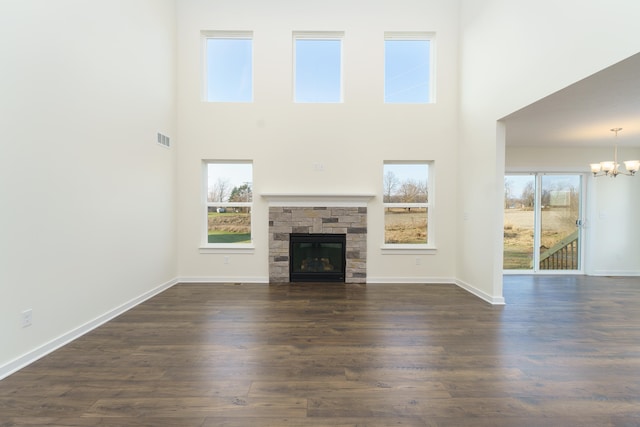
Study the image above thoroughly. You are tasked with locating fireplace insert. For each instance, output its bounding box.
[289,233,346,282]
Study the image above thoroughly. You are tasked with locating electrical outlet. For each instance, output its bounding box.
[224,256,230,265]
[21,309,32,328]
[415,258,422,266]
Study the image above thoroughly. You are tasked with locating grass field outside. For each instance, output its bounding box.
[504,208,577,270]
[384,208,427,244]
[208,211,251,243]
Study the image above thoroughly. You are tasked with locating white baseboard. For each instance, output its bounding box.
[0,278,178,381]
[178,276,269,284]
[367,276,505,305]
[366,276,457,284]
[455,278,506,305]
[589,270,640,277]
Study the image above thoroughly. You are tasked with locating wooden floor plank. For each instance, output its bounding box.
[1,277,640,426]
[85,396,307,418]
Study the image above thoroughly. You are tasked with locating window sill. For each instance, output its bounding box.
[199,244,255,254]
[381,245,437,255]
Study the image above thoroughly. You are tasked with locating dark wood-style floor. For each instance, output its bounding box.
[1,276,640,426]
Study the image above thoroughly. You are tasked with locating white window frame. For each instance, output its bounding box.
[382,161,436,254]
[201,30,254,103]
[293,31,344,103]
[384,31,436,104]
[200,160,254,253]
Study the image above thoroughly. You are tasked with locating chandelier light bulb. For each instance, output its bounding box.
[624,159,640,174]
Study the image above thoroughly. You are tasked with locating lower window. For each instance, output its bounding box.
[204,161,253,245]
[383,161,432,246]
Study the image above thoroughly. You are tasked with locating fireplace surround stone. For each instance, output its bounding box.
[268,206,367,283]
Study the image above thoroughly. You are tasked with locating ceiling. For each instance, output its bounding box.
[502,52,640,148]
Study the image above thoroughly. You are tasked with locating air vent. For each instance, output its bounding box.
[157,132,171,148]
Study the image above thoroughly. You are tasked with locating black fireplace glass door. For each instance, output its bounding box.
[290,234,346,282]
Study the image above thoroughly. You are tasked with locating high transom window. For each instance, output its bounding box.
[202,31,253,102]
[384,32,435,104]
[294,32,343,103]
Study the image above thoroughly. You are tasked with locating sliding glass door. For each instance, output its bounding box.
[504,173,584,273]
[503,175,536,270]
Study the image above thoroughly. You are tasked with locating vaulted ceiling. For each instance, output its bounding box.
[503,52,640,148]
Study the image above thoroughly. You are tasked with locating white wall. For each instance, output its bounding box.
[0,0,177,377]
[176,0,460,284]
[507,145,640,275]
[506,146,623,173]
[588,171,640,275]
[458,0,640,301]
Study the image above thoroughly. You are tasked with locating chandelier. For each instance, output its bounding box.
[590,128,640,177]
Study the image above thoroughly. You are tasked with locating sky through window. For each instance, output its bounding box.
[385,39,431,103]
[206,37,253,102]
[295,38,342,103]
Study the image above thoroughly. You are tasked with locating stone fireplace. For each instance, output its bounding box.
[265,195,371,284]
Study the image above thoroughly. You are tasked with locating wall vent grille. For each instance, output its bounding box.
[157,132,171,148]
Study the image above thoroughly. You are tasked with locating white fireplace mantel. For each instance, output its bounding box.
[261,193,376,207]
